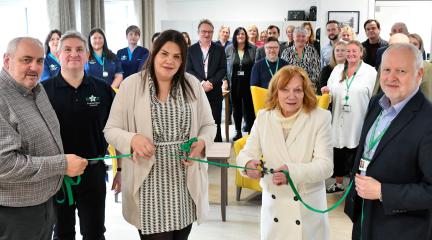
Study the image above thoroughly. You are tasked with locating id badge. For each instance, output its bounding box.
[237,71,245,76]
[342,104,351,112]
[103,71,109,77]
[359,158,371,172]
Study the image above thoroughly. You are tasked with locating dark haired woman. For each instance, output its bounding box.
[104,30,216,240]
[41,29,61,81]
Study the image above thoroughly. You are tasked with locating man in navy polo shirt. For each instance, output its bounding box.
[116,25,149,79]
[42,31,114,240]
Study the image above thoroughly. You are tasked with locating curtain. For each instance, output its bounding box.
[46,0,76,32]
[134,0,154,48]
[80,0,105,37]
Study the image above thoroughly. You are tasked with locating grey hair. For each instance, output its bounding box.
[382,43,423,70]
[57,30,88,52]
[293,26,308,36]
[6,37,43,55]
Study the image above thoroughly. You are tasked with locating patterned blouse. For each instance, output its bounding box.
[281,44,321,91]
[139,79,196,234]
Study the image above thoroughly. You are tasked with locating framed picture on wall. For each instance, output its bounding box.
[328,11,360,34]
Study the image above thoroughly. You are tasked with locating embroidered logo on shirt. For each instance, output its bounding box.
[49,64,58,71]
[88,60,97,64]
[86,95,100,107]
[121,55,127,61]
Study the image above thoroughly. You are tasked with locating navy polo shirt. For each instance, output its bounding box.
[42,73,115,159]
[117,46,149,79]
[85,53,123,85]
[40,53,61,82]
[251,58,288,88]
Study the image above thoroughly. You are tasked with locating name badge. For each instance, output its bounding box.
[237,71,245,76]
[103,71,109,77]
[359,158,371,172]
[342,104,351,112]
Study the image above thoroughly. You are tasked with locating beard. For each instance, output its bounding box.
[329,34,339,41]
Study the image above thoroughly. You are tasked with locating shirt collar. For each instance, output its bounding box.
[55,72,90,88]
[379,87,419,115]
[0,68,41,97]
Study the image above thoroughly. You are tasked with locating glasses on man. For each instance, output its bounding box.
[265,46,279,50]
[200,30,214,34]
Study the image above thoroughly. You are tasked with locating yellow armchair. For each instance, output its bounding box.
[234,86,331,200]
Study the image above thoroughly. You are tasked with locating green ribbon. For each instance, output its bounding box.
[56,176,81,206]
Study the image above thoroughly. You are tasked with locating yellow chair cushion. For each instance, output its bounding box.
[234,135,262,192]
[250,86,268,116]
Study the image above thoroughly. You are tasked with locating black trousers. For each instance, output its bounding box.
[231,86,255,133]
[334,147,358,177]
[138,224,192,240]
[208,97,222,142]
[0,198,55,240]
[53,162,107,240]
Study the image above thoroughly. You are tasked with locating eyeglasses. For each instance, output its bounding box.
[265,46,279,50]
[200,30,214,34]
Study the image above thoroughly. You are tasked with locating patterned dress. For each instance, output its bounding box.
[139,79,196,234]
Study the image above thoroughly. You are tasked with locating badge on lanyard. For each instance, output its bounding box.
[103,71,109,77]
[359,158,371,172]
[237,71,245,76]
[342,104,351,112]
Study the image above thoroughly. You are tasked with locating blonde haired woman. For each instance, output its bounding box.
[248,25,264,47]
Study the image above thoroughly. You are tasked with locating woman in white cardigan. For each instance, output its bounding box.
[237,66,333,240]
[104,30,216,240]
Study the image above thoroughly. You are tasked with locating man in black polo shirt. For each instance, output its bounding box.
[42,31,114,240]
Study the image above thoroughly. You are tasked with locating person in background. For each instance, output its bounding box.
[104,30,216,240]
[408,33,426,60]
[260,30,268,43]
[41,29,62,81]
[362,19,388,68]
[250,37,288,89]
[187,19,227,142]
[340,25,356,42]
[238,65,333,240]
[282,25,295,48]
[255,25,286,62]
[321,20,340,69]
[317,41,347,94]
[322,40,377,194]
[345,43,432,240]
[390,22,409,36]
[215,25,231,49]
[117,25,149,79]
[248,25,264,47]
[86,28,123,88]
[225,27,257,141]
[43,30,114,240]
[182,32,192,47]
[0,36,87,240]
[281,27,320,91]
[151,32,161,43]
[302,22,320,55]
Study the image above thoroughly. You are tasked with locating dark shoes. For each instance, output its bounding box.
[232,131,242,142]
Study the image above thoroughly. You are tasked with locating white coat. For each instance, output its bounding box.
[237,108,333,240]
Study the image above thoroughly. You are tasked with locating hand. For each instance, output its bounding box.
[111,172,121,194]
[202,81,213,92]
[272,164,289,186]
[183,139,205,167]
[131,134,155,162]
[355,174,381,200]
[65,154,88,177]
[222,80,229,91]
[321,86,330,94]
[245,160,261,179]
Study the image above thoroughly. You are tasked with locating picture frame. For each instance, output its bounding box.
[328,11,360,34]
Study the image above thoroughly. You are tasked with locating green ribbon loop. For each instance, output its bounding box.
[56,176,81,206]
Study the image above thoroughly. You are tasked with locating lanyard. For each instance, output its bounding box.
[48,52,60,65]
[202,52,209,65]
[265,58,279,77]
[343,62,362,104]
[295,49,305,61]
[92,52,105,72]
[127,47,133,61]
[363,110,390,159]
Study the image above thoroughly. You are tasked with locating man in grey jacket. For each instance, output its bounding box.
[0,37,88,240]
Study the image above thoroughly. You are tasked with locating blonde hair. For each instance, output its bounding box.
[266,66,317,113]
[341,25,357,41]
[247,25,259,43]
[329,41,347,68]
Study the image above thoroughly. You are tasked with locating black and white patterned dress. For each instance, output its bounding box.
[139,79,196,234]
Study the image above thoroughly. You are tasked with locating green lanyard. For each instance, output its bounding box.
[343,62,362,105]
[360,110,391,239]
[295,49,305,61]
[265,58,279,77]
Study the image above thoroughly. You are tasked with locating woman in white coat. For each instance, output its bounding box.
[104,30,216,240]
[237,65,333,240]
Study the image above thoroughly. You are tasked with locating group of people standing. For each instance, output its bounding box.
[1,16,432,240]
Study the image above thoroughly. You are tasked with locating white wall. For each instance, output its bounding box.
[154,0,373,45]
